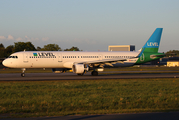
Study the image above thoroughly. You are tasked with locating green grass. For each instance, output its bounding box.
[0,78,179,118]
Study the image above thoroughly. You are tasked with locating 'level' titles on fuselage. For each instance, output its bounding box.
[33,53,55,57]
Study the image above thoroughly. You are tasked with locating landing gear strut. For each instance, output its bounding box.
[21,68,26,77]
[91,71,98,76]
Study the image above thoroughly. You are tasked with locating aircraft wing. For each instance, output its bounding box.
[74,51,142,67]
[76,58,127,67]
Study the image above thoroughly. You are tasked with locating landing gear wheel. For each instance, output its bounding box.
[91,71,98,76]
[21,73,25,77]
[77,73,84,76]
[21,68,26,77]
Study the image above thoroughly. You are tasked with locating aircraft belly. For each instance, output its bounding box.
[104,62,135,68]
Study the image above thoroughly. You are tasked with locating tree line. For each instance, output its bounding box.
[165,50,179,57]
[0,42,81,58]
[1,42,179,58]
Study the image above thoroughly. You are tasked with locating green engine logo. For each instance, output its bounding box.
[140,53,145,61]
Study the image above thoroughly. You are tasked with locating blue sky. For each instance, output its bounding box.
[0,0,179,52]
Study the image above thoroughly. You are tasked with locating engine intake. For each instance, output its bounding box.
[72,64,88,74]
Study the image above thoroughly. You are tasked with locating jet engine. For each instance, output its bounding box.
[72,64,89,74]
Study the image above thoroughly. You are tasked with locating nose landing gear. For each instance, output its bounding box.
[21,68,26,77]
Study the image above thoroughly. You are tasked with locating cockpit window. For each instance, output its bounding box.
[8,56,18,59]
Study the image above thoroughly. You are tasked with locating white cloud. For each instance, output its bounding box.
[0,36,6,40]
[25,36,40,41]
[42,37,49,41]
[7,35,14,40]
[31,38,39,41]
[16,37,23,41]
[0,35,50,44]
[25,36,30,41]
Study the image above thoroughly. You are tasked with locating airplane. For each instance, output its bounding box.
[2,28,165,77]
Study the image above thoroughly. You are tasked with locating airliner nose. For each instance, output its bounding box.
[2,59,8,67]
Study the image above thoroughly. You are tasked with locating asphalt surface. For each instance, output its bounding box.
[1,71,179,81]
[3,112,179,120]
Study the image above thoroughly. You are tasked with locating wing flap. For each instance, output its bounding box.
[77,58,127,65]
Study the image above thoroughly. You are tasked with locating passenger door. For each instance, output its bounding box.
[99,54,103,60]
[58,53,62,62]
[23,52,28,63]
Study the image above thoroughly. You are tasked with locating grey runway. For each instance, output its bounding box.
[1,72,179,81]
[3,112,179,120]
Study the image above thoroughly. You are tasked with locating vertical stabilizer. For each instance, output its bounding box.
[135,28,164,65]
[142,28,163,53]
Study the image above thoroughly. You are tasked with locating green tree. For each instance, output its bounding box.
[0,43,5,58]
[5,45,14,57]
[41,44,61,51]
[0,43,4,48]
[64,46,80,51]
[36,46,42,51]
[165,50,179,57]
[14,42,36,52]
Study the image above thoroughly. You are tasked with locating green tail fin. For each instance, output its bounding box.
[135,28,164,65]
[142,28,163,53]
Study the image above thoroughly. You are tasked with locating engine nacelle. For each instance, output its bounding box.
[72,64,89,74]
[52,68,66,73]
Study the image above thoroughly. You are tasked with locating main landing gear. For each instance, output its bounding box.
[21,68,26,77]
[91,71,98,76]
[77,73,84,76]
[77,71,99,76]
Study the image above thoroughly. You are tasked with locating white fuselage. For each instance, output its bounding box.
[3,51,139,69]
